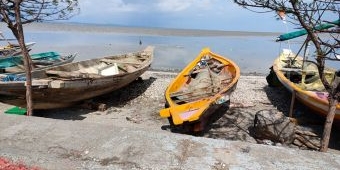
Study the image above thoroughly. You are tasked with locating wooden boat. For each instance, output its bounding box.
[272,49,340,121]
[159,48,240,132]
[0,51,76,74]
[0,42,36,58]
[0,46,153,109]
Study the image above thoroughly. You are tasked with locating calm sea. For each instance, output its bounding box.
[2,22,337,74]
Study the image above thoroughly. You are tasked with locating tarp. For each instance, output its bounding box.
[276,20,339,41]
[0,51,60,68]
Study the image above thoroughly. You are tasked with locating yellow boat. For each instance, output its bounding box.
[160,48,240,132]
[272,49,340,121]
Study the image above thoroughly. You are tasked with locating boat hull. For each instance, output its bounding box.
[0,46,153,109]
[272,49,340,121]
[160,48,240,132]
[0,66,149,109]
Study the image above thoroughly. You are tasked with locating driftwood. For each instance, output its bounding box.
[295,129,319,137]
[294,134,320,150]
[292,129,320,150]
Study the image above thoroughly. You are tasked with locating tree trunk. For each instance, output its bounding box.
[13,1,33,116]
[9,29,35,71]
[320,98,338,152]
[320,72,340,152]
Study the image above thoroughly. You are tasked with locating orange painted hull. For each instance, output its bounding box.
[160,48,240,128]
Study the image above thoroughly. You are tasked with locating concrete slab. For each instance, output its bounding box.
[0,114,339,170]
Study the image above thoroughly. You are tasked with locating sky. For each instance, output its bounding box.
[68,0,286,32]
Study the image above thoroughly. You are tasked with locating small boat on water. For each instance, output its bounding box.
[0,42,36,58]
[0,51,76,74]
[271,49,340,121]
[160,48,240,132]
[0,46,154,109]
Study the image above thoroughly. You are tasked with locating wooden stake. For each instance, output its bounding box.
[289,90,296,118]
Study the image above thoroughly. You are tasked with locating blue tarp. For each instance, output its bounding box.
[1,74,26,81]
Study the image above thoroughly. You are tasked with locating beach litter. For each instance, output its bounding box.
[5,106,27,115]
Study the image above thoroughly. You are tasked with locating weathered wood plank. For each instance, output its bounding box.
[45,70,102,79]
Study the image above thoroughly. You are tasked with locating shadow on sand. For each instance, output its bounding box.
[93,77,157,107]
[160,103,233,136]
[33,76,157,120]
[203,105,256,143]
[162,101,256,143]
[264,85,340,150]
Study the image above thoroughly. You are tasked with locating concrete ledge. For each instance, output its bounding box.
[0,114,339,169]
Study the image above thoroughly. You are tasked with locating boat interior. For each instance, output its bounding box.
[279,50,335,91]
[170,55,233,105]
[31,53,148,80]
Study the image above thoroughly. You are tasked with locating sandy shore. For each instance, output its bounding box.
[1,70,339,151]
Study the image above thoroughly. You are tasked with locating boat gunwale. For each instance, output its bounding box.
[272,54,340,115]
[42,46,154,81]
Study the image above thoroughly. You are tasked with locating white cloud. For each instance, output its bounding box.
[156,0,192,12]
[78,0,222,15]
[79,0,141,14]
[70,0,282,31]
[155,0,216,12]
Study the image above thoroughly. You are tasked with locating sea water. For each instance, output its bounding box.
[1,23,337,74]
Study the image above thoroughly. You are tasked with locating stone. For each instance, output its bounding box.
[253,110,296,144]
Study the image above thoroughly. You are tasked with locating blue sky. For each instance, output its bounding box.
[69,0,285,32]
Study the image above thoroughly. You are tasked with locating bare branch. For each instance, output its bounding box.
[1,0,79,24]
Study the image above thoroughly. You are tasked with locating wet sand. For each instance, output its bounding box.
[18,22,281,37]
